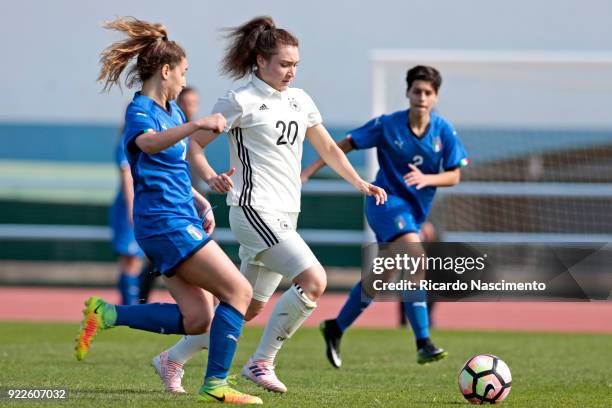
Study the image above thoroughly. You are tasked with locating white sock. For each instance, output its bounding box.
[166,333,209,364]
[252,284,316,362]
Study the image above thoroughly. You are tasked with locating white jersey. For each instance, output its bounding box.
[212,75,323,212]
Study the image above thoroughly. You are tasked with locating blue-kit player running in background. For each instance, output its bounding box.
[110,138,145,305]
[302,65,469,367]
[74,17,262,404]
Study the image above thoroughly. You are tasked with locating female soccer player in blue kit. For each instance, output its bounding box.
[302,65,469,368]
[110,137,145,305]
[137,86,200,304]
[74,17,262,404]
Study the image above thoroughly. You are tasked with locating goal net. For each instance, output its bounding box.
[370,49,612,243]
[369,50,612,290]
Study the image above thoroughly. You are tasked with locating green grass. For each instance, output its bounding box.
[1,322,611,407]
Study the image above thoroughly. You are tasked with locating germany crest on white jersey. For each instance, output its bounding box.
[212,75,323,212]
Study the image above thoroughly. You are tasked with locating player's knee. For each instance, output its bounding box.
[228,279,253,311]
[182,312,212,335]
[301,269,327,301]
[119,256,142,274]
[361,281,377,299]
[244,300,266,321]
[239,281,254,306]
[311,273,327,300]
[244,310,256,322]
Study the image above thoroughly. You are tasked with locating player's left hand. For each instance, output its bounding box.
[356,180,387,205]
[202,206,216,235]
[300,170,311,184]
[404,164,430,190]
[193,195,216,234]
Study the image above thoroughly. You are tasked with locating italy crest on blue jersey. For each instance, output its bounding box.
[350,109,468,224]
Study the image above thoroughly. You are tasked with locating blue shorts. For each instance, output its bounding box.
[110,202,145,257]
[137,221,211,276]
[365,194,424,243]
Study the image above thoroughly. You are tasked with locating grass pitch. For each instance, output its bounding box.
[0,322,611,407]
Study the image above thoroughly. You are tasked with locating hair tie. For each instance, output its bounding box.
[161,35,168,41]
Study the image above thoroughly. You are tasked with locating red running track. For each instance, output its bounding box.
[0,287,611,333]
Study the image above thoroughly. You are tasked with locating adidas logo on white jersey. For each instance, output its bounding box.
[259,104,269,111]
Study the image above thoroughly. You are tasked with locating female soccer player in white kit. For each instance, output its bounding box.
[180,16,387,393]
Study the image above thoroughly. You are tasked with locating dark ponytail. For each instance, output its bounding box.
[221,16,299,80]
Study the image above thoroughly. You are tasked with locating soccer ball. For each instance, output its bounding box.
[458,354,512,404]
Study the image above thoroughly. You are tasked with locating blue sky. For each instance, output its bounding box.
[2,0,611,126]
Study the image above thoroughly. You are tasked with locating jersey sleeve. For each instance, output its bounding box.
[211,91,243,130]
[441,122,469,170]
[348,116,384,150]
[299,90,323,128]
[123,105,157,153]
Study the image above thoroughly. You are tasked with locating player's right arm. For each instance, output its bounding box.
[188,131,235,193]
[116,143,135,224]
[134,113,225,154]
[119,165,135,225]
[188,90,243,193]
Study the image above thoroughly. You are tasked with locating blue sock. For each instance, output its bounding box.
[335,282,373,333]
[115,303,185,334]
[205,302,244,381]
[118,272,140,305]
[401,290,430,340]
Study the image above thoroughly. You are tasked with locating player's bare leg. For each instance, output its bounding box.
[242,263,326,393]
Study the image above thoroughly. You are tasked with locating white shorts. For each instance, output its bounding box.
[229,206,320,302]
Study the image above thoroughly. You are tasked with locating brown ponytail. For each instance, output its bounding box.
[221,16,299,80]
[98,16,186,91]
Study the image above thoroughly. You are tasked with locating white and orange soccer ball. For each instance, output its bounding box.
[458,354,512,404]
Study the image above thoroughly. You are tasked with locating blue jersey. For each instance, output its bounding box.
[123,92,198,239]
[350,109,468,223]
